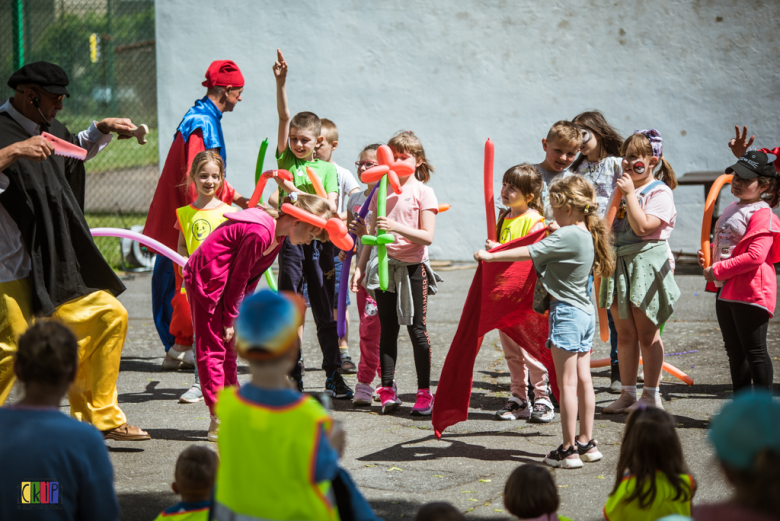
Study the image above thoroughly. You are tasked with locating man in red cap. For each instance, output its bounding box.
[144,60,248,403]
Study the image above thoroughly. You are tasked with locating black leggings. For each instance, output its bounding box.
[715,293,773,392]
[374,263,431,389]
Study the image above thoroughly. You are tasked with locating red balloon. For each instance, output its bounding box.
[281,203,354,250]
[361,165,390,183]
[387,171,402,194]
[281,203,327,228]
[249,169,292,208]
[390,161,414,176]
[376,145,394,166]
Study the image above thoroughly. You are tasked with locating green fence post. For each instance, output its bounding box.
[12,0,24,70]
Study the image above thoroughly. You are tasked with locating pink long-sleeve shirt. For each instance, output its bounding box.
[183,209,283,327]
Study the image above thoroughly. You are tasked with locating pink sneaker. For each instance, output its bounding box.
[377,386,401,415]
[411,389,434,416]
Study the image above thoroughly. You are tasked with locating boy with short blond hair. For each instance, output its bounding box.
[315,118,361,373]
[271,49,353,399]
[536,120,584,220]
[153,445,216,520]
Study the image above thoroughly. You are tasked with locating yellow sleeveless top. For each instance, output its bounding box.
[499,210,544,244]
[213,387,339,521]
[604,472,694,521]
[176,202,238,255]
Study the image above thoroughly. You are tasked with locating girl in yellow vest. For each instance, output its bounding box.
[485,164,553,423]
[604,407,695,521]
[503,464,573,520]
[172,151,238,406]
[153,445,216,521]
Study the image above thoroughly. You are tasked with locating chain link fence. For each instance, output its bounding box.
[1,0,158,269]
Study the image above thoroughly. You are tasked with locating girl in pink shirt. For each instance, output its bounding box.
[698,150,780,393]
[183,193,333,441]
[352,131,439,416]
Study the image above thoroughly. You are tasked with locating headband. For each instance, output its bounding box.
[634,129,663,158]
[281,203,353,251]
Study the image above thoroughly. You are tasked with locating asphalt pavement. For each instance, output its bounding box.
[9,268,779,520]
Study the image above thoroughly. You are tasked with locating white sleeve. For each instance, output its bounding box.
[77,121,114,161]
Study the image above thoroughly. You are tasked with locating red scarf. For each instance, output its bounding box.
[432,228,558,438]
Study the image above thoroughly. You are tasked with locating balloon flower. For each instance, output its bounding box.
[281,203,354,252]
[701,174,733,268]
[360,145,410,290]
[248,169,293,209]
[337,182,381,338]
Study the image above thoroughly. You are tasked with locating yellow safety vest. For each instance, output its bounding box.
[153,505,209,521]
[213,387,340,521]
[604,472,694,521]
[176,203,238,256]
[499,210,544,244]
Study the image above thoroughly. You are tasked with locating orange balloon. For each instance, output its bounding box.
[249,169,292,208]
[387,170,402,194]
[281,203,354,251]
[306,166,328,198]
[438,204,451,213]
[589,357,694,386]
[701,174,733,267]
[361,165,390,183]
[391,161,415,176]
[376,145,394,166]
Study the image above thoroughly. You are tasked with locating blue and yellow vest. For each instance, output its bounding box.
[604,472,694,521]
[153,501,210,521]
[213,387,339,521]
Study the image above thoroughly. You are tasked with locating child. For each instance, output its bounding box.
[695,390,780,520]
[0,321,120,521]
[414,502,466,521]
[154,445,216,520]
[174,151,239,404]
[475,176,612,468]
[213,290,378,521]
[535,120,583,220]
[272,49,353,399]
[698,150,780,392]
[604,407,695,520]
[343,144,383,406]
[485,164,552,422]
[315,118,361,373]
[504,464,573,521]
[566,110,625,394]
[353,131,441,415]
[601,130,680,413]
[183,194,333,440]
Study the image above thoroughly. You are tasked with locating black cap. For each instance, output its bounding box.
[726,150,778,179]
[8,61,70,97]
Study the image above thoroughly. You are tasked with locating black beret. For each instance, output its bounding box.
[8,61,70,97]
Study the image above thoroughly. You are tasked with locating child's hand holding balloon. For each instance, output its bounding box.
[338,250,347,262]
[349,215,368,238]
[351,266,364,294]
[697,249,706,268]
[377,216,399,234]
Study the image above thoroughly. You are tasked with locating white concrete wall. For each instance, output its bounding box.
[155,0,780,261]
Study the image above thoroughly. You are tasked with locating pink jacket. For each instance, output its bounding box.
[712,207,780,316]
[183,209,283,326]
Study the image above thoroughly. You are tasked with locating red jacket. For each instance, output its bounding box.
[712,207,780,316]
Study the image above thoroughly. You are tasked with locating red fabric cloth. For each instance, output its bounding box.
[143,129,235,251]
[169,267,194,345]
[432,228,558,438]
[201,60,244,88]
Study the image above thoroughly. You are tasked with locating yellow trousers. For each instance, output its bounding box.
[0,282,128,431]
[0,278,33,404]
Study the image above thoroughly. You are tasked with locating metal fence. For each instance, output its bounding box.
[1,0,158,269]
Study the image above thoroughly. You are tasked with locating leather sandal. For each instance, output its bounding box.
[103,423,151,441]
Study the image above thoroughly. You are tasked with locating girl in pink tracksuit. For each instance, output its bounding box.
[183,194,333,440]
[699,150,780,392]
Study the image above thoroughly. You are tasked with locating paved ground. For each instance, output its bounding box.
[9,268,780,520]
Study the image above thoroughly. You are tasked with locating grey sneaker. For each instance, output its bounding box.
[340,352,357,374]
[529,400,555,423]
[179,383,202,403]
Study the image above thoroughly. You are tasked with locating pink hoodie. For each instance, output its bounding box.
[712,207,780,316]
[183,208,283,327]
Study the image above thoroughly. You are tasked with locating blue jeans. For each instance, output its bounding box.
[151,255,175,352]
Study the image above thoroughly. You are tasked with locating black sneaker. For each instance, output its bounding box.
[495,396,530,420]
[544,444,583,469]
[325,371,354,399]
[576,439,603,462]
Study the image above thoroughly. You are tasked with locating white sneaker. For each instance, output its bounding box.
[207,415,220,442]
[529,398,555,423]
[163,346,195,370]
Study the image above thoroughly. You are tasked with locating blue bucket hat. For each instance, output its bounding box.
[234,290,304,360]
[708,390,780,470]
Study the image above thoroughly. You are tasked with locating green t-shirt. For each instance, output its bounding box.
[275,147,338,199]
[527,225,595,314]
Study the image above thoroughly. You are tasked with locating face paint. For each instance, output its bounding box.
[633,161,645,174]
[580,128,592,145]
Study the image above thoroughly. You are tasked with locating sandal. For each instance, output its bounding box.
[576,438,603,462]
[103,423,151,441]
[544,444,582,469]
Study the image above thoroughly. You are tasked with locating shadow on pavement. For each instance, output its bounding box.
[143,428,208,442]
[118,490,176,520]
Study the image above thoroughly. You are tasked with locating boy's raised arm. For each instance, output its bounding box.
[274,48,290,155]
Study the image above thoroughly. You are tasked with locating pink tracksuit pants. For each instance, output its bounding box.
[356,286,381,385]
[499,330,550,402]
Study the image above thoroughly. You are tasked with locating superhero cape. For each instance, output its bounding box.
[176,96,226,167]
[432,228,557,438]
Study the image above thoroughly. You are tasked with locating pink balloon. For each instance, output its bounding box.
[90,228,187,267]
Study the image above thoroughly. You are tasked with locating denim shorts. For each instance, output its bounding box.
[546,300,595,353]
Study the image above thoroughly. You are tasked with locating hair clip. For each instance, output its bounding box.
[583,205,590,214]
[288,192,298,203]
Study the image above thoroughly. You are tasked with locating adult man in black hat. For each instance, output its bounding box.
[0,61,150,440]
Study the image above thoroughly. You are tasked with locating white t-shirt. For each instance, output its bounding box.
[334,163,360,213]
[347,189,372,260]
[564,156,623,219]
[712,200,770,287]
